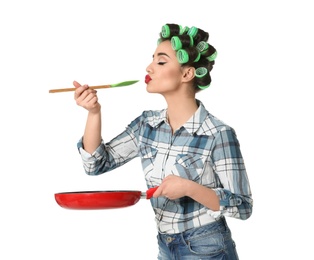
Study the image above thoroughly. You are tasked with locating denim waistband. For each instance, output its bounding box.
[158,217,227,244]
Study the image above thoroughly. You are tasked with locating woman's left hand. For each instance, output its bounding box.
[153,175,190,200]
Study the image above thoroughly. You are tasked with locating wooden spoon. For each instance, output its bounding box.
[49,80,139,93]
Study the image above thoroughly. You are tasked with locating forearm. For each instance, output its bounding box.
[186,180,220,211]
[83,110,102,154]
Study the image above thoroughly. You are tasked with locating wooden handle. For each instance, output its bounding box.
[49,84,111,93]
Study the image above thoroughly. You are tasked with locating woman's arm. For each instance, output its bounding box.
[153,175,220,211]
[74,80,101,154]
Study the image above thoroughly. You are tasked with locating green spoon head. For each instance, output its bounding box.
[111,80,139,88]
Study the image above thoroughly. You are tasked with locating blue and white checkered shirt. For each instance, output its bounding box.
[77,100,253,234]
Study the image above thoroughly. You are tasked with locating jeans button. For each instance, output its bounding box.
[166,237,173,243]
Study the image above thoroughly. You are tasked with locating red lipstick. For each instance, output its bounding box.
[145,74,152,84]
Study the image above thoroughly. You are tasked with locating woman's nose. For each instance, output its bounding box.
[146,63,153,73]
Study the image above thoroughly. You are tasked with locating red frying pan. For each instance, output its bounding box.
[54,187,158,210]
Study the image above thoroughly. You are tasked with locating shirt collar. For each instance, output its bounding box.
[146,109,167,128]
[182,100,208,135]
[147,100,208,135]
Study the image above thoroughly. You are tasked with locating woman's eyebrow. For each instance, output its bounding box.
[152,52,170,58]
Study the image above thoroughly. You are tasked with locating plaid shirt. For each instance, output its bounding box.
[77,100,253,234]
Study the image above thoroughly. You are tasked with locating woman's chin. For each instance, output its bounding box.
[146,85,155,93]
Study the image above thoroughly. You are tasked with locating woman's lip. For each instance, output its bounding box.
[145,74,152,84]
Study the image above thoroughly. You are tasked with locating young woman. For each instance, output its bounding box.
[73,23,253,260]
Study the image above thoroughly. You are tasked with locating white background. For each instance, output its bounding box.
[1,0,313,259]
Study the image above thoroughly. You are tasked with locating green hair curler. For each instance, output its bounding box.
[187,26,198,38]
[176,49,201,64]
[180,26,189,35]
[189,35,194,47]
[208,51,218,61]
[194,52,201,62]
[196,41,209,54]
[171,36,182,50]
[195,67,211,90]
[195,67,208,78]
[177,49,189,64]
[171,35,194,50]
[198,84,211,90]
[161,25,171,38]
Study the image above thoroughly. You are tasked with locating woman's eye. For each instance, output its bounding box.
[158,62,166,65]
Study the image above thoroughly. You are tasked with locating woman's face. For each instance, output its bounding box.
[145,40,186,94]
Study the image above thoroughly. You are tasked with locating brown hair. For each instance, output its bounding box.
[158,23,217,92]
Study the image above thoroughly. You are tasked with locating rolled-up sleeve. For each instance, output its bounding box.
[76,126,139,176]
[209,127,253,220]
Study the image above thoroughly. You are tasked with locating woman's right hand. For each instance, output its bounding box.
[73,80,101,114]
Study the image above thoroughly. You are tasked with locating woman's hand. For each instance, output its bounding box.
[73,80,101,114]
[153,175,190,200]
[153,175,220,210]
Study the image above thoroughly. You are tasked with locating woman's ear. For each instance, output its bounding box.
[182,67,196,83]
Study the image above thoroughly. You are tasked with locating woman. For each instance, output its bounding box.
[74,23,253,260]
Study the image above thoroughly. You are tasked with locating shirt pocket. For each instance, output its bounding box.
[174,154,205,181]
[139,145,158,172]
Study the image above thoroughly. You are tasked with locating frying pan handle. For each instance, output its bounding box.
[146,186,159,199]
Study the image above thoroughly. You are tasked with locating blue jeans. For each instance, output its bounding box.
[157,217,239,260]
